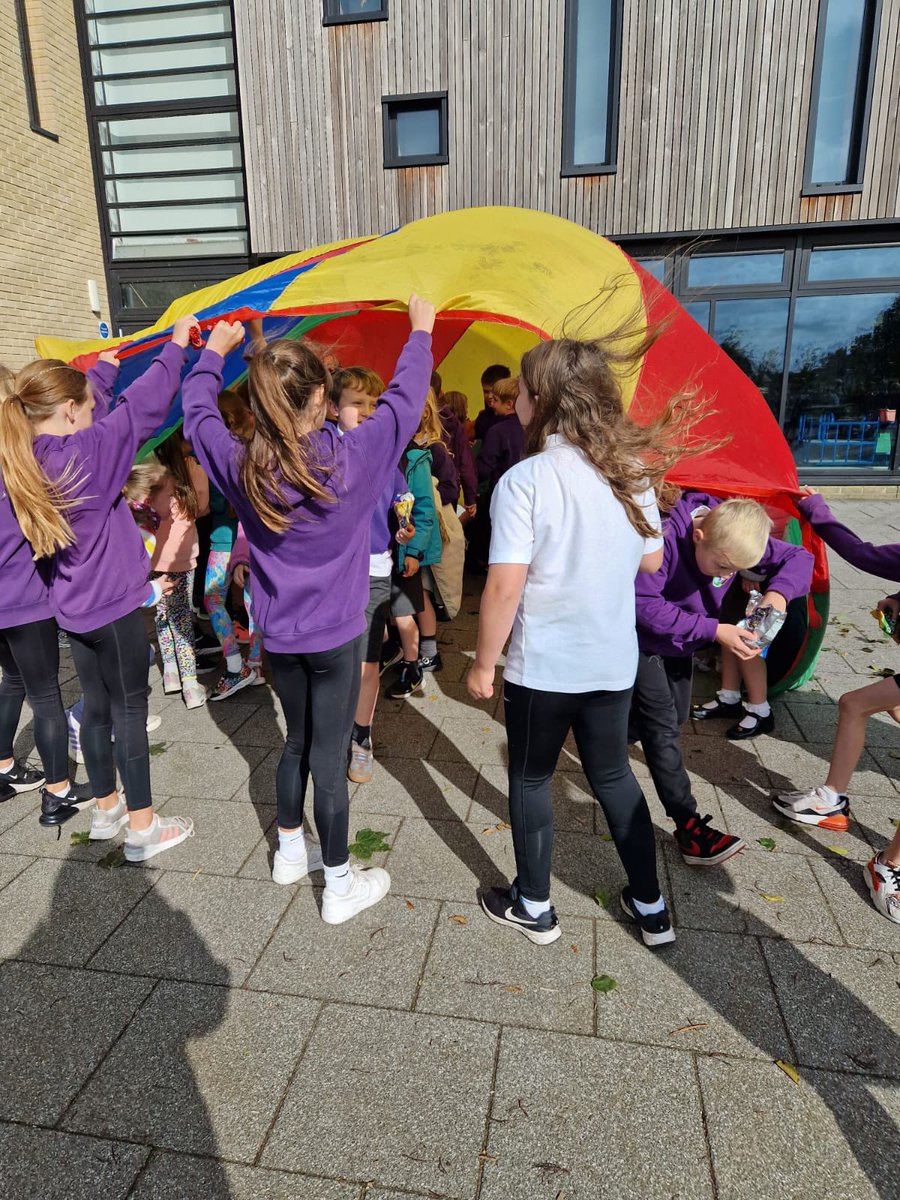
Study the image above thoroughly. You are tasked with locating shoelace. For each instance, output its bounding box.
[689,813,719,847]
[881,859,900,894]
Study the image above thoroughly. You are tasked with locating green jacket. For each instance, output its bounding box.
[396,448,442,571]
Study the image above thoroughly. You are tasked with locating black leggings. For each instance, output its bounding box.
[0,618,68,782]
[268,637,362,867]
[69,610,152,812]
[504,680,660,905]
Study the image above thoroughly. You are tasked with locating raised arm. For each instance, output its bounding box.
[799,491,900,582]
[181,322,247,509]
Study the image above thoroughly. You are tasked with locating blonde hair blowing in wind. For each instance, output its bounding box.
[519,323,721,540]
[0,359,91,559]
[412,387,444,448]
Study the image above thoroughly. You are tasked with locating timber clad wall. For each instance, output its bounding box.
[235,0,900,256]
[0,0,108,367]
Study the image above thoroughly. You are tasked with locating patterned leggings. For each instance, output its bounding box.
[203,549,262,666]
[151,569,197,683]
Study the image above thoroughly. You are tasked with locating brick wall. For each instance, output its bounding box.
[0,0,108,369]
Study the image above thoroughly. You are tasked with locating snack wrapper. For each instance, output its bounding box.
[737,589,786,658]
[128,499,159,560]
[871,607,900,644]
[393,491,415,531]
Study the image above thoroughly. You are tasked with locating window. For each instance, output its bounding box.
[686,252,787,290]
[807,244,900,282]
[561,0,622,175]
[635,257,666,283]
[323,0,388,25]
[804,0,881,192]
[711,298,791,418]
[14,0,57,141]
[382,93,448,168]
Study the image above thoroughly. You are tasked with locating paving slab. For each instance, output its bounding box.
[153,795,276,876]
[697,1055,900,1200]
[481,1026,712,1200]
[151,696,261,747]
[145,740,269,800]
[591,920,792,1060]
[663,843,844,943]
[262,1004,497,1197]
[0,1123,148,1200]
[0,858,156,967]
[132,1150,360,1199]
[809,856,900,951]
[247,889,440,1008]
[754,738,900,797]
[714,782,876,862]
[354,757,479,821]
[0,851,34,890]
[679,734,772,790]
[62,981,319,1162]
[0,961,152,1124]
[372,711,442,760]
[0,792,40,836]
[90,871,293,985]
[415,900,594,1033]
[430,714,510,766]
[382,815,512,905]
[762,939,900,1078]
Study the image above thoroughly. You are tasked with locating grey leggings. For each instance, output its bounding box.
[268,637,362,867]
[504,680,661,905]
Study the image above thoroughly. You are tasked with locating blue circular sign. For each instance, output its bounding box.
[98,321,110,339]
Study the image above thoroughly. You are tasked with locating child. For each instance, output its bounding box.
[473,364,511,442]
[414,389,460,672]
[225,524,264,678]
[467,337,678,948]
[469,377,525,572]
[632,495,814,865]
[182,296,435,925]
[385,395,443,700]
[4,320,198,859]
[150,435,210,708]
[773,488,900,924]
[440,389,477,511]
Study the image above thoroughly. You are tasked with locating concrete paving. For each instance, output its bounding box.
[0,500,899,1198]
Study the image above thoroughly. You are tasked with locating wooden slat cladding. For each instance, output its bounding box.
[233,0,900,253]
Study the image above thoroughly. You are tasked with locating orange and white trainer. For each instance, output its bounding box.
[772,786,850,831]
[864,854,900,924]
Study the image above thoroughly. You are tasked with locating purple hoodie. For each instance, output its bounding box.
[182,330,433,654]
[477,412,525,490]
[799,493,900,584]
[635,492,814,658]
[440,406,476,506]
[32,342,187,633]
[371,468,406,557]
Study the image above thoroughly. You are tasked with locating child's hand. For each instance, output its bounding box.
[800,485,818,497]
[877,595,900,621]
[233,563,248,588]
[159,575,177,597]
[171,315,200,348]
[715,623,761,661]
[467,663,495,701]
[461,504,477,524]
[207,320,245,358]
[402,556,420,578]
[395,523,416,545]
[408,294,436,334]
[98,350,120,368]
[760,590,787,612]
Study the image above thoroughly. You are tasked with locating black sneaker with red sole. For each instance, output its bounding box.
[675,813,745,866]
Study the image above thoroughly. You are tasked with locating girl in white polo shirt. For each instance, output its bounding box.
[467,336,691,948]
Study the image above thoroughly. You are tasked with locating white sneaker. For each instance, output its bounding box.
[772,786,850,831]
[321,865,391,925]
[124,814,194,863]
[89,795,128,841]
[182,680,207,709]
[146,714,162,734]
[272,838,325,885]
[162,668,181,695]
[864,854,900,924]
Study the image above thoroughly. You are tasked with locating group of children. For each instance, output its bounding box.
[0,299,897,938]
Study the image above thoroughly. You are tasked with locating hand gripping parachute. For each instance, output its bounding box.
[36,206,827,693]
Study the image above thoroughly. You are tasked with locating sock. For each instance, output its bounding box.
[324,860,353,895]
[46,782,71,797]
[520,895,551,918]
[818,784,844,804]
[0,762,12,774]
[278,827,307,863]
[745,701,771,717]
[633,894,665,916]
[352,722,371,746]
[717,688,741,705]
[420,636,437,660]
[225,653,242,673]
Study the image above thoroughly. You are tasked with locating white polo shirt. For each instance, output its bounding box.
[489,434,662,693]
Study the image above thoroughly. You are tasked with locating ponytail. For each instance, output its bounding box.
[242,339,335,533]
[0,360,89,559]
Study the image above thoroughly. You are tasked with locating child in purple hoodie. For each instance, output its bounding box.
[633,492,813,866]
[182,296,435,926]
[772,489,900,926]
[3,319,198,861]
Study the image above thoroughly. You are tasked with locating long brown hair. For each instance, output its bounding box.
[442,390,469,423]
[155,434,201,520]
[243,339,334,533]
[0,360,91,559]
[519,330,720,539]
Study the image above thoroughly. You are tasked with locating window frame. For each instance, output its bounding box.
[14,0,58,142]
[560,0,623,178]
[322,0,388,26]
[381,91,449,169]
[802,0,883,196]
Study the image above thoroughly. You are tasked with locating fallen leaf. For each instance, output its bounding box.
[598,831,613,842]
[70,831,91,845]
[591,974,618,993]
[826,845,849,857]
[503,985,524,994]
[570,944,579,953]
[889,818,900,829]
[592,886,610,910]
[757,837,776,852]
[775,1059,800,1084]
[97,848,126,869]
[482,826,496,836]
[669,1023,710,1035]
[496,821,511,831]
[148,741,167,756]
[348,828,390,860]
[760,893,784,903]
[449,914,467,925]
[405,899,415,910]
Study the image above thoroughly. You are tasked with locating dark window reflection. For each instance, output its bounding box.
[712,298,790,417]
[682,301,710,331]
[809,0,876,186]
[786,292,900,469]
[636,257,665,282]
